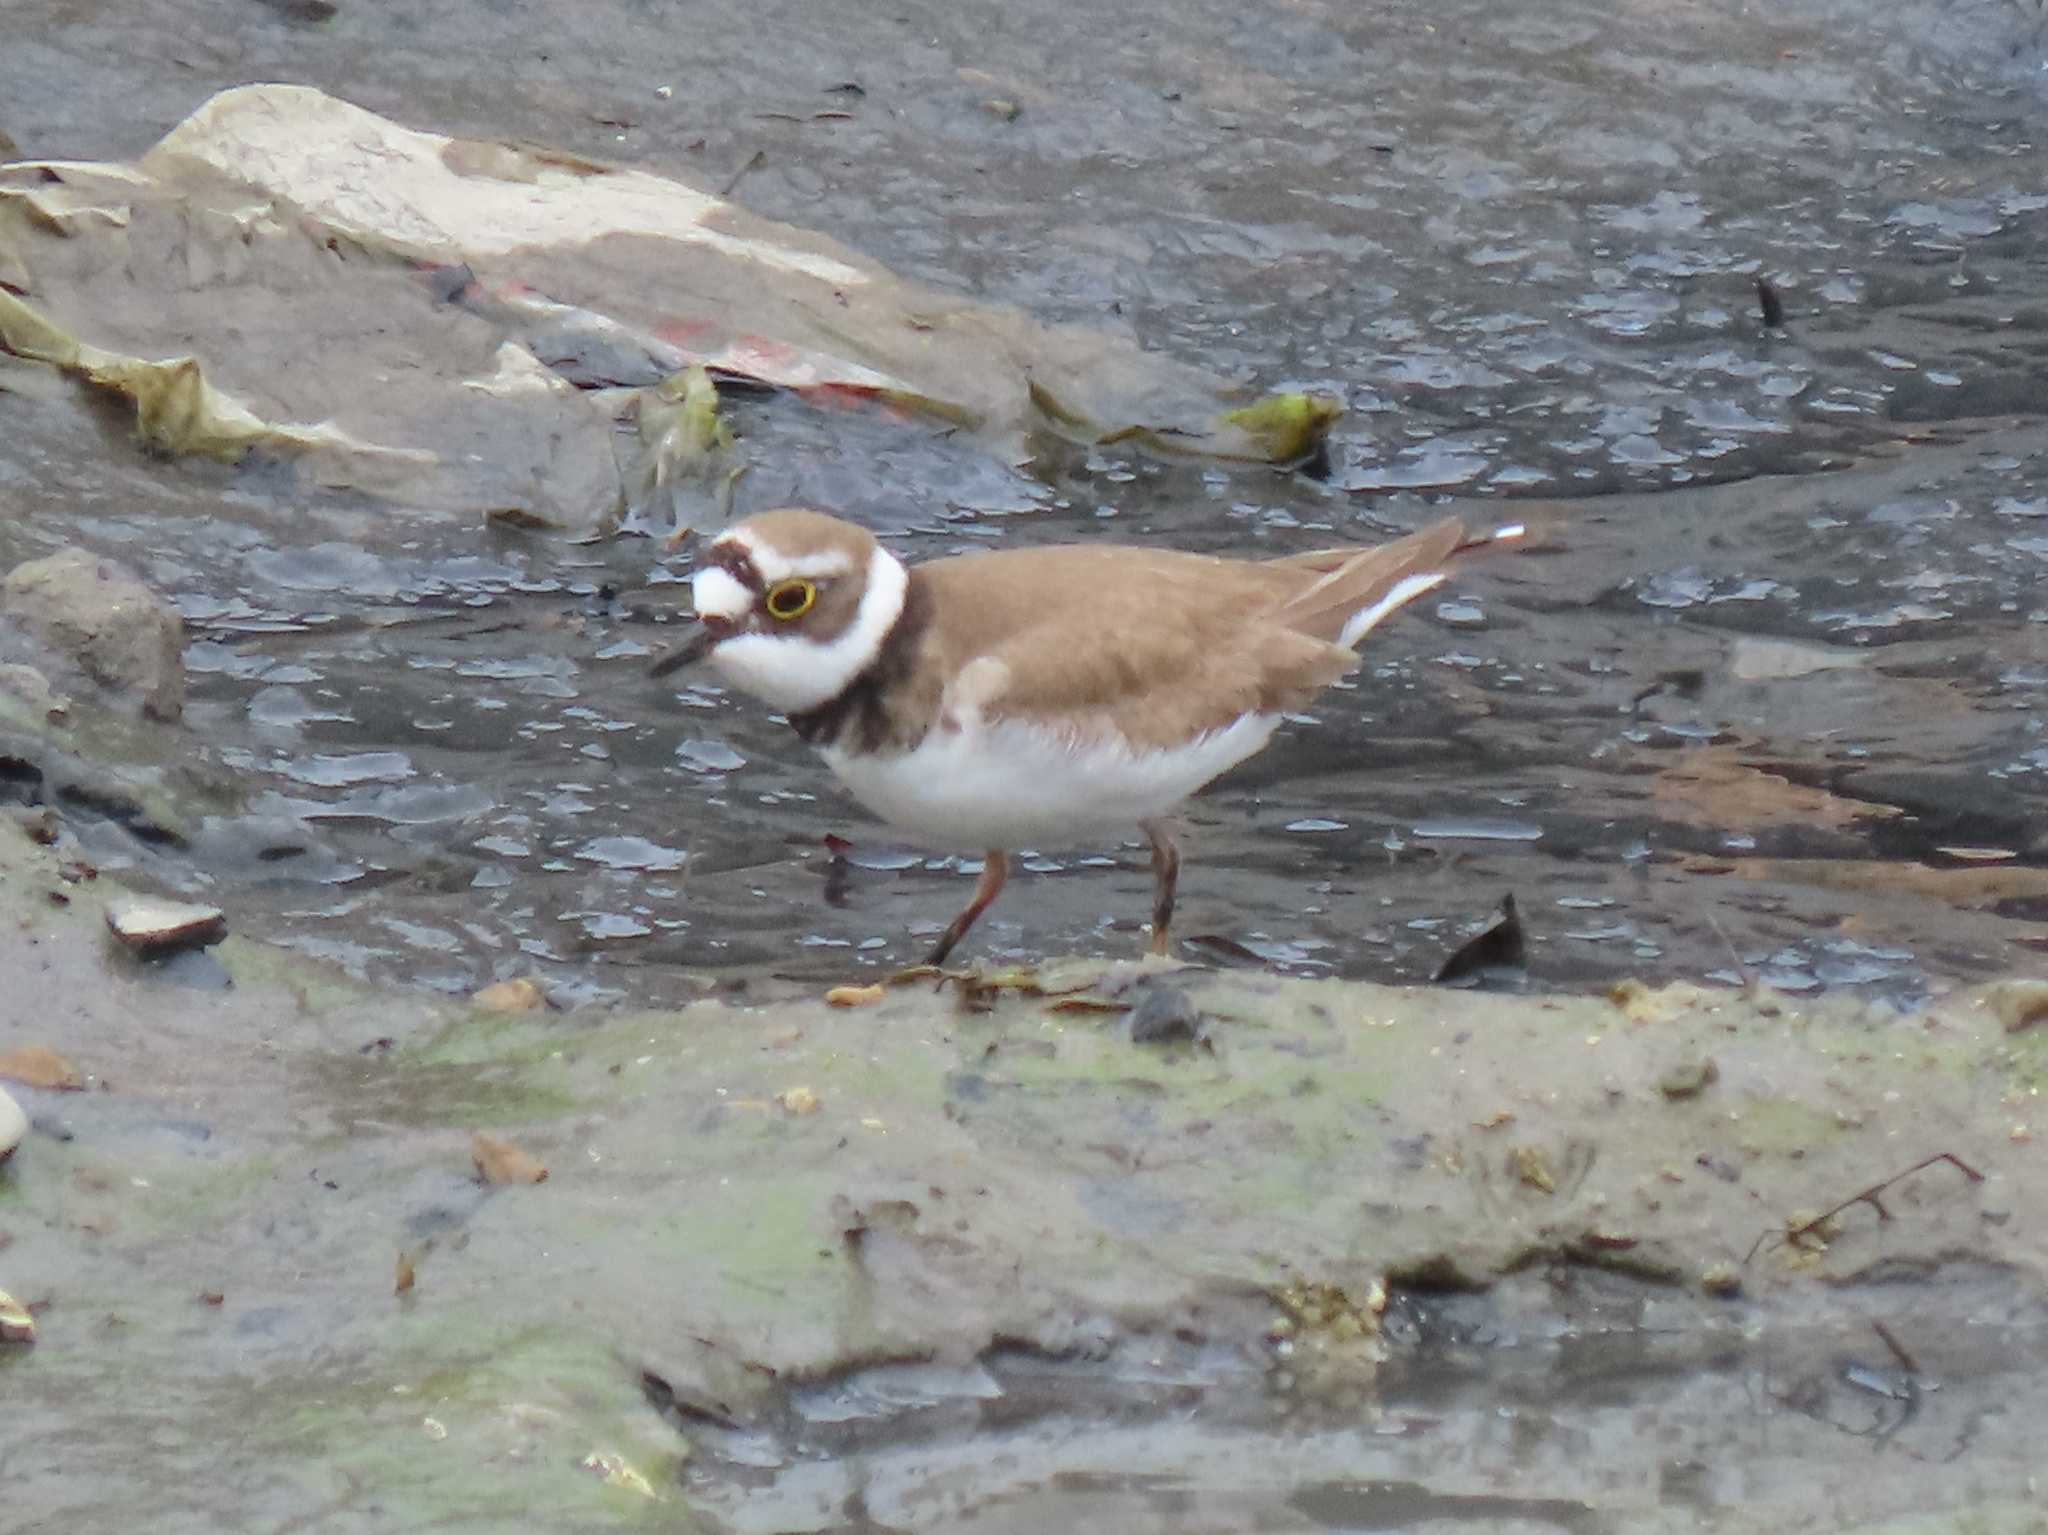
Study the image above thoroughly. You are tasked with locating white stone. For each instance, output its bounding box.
[104,895,227,954]
[0,1084,26,1165]
[0,1288,33,1344]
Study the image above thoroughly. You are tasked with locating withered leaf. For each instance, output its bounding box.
[0,1044,85,1091]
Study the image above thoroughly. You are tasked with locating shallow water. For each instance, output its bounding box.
[5,0,2048,1009]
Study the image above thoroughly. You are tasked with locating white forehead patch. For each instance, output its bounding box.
[724,526,856,582]
[691,565,755,622]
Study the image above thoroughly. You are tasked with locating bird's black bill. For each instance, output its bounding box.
[648,622,719,678]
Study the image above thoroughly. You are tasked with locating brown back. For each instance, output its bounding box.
[884,517,1477,750]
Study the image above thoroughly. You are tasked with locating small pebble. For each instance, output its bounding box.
[473,978,546,1012]
[471,1131,548,1186]
[1126,984,1206,1045]
[104,895,227,956]
[10,806,59,845]
[776,1086,820,1116]
[1658,1057,1719,1099]
[1984,978,2048,1034]
[1700,1262,1742,1298]
[0,1289,34,1344]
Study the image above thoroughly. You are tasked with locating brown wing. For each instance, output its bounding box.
[912,545,1357,750]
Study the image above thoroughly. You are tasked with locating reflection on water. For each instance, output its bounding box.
[665,1273,2048,1533]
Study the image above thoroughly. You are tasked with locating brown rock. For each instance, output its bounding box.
[824,983,885,1008]
[471,1131,548,1186]
[2,548,185,721]
[1983,978,2048,1034]
[473,978,546,1012]
[0,1043,85,1091]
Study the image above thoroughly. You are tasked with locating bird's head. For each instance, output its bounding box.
[651,508,908,714]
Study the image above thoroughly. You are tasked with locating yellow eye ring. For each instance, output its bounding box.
[764,577,817,622]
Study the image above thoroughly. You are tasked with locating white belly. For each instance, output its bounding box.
[818,713,1281,849]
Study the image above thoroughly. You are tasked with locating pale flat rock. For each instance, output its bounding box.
[104,894,227,954]
[0,1083,25,1165]
[2,83,1333,535]
[1728,635,1869,682]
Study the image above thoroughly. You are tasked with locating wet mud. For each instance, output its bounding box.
[1,829,2045,1530]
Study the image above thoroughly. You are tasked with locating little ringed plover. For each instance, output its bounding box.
[654,508,1524,964]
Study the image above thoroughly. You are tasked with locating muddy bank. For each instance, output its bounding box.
[2,825,2045,1530]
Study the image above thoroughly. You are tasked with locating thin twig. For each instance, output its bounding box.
[1868,1317,1920,1377]
[1698,901,1753,989]
[719,149,766,197]
[1745,1150,1984,1263]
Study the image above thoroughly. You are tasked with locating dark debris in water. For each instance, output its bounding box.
[1432,894,1527,986]
[1755,275,1787,330]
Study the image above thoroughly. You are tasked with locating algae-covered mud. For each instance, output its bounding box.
[2,829,2046,1531]
[7,0,2048,1527]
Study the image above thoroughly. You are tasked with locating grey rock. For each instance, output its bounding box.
[2,548,185,721]
[1126,983,1208,1046]
[1658,1056,1720,1100]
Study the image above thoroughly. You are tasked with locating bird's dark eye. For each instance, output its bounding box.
[764,578,818,621]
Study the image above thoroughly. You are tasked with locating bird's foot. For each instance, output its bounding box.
[879,960,1055,1010]
[903,960,1041,990]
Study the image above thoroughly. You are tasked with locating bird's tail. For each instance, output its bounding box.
[1271,516,1526,648]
